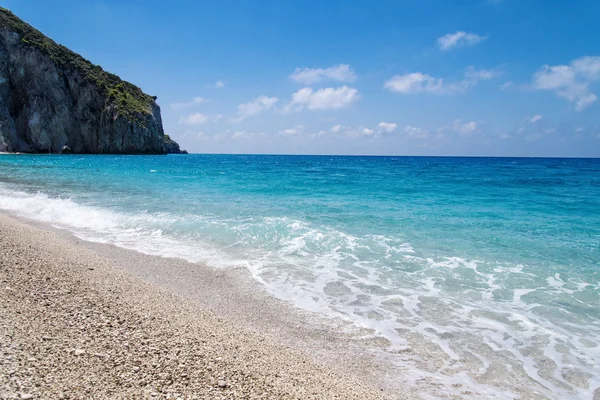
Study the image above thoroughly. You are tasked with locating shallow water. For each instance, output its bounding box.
[0,154,598,399]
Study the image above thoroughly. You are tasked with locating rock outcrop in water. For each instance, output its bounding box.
[0,7,178,154]
[164,135,188,154]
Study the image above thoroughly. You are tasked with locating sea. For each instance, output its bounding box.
[0,154,598,399]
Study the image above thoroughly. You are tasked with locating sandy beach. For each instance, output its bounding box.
[0,213,390,399]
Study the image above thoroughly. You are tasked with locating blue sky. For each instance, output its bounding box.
[4,0,600,156]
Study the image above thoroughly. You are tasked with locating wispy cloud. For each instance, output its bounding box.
[215,81,225,88]
[437,31,487,51]
[527,115,543,123]
[362,128,375,136]
[289,64,357,85]
[384,66,501,95]
[234,95,279,121]
[287,86,360,111]
[403,126,430,138]
[232,131,251,140]
[384,73,463,94]
[499,81,514,90]
[453,119,478,135]
[330,124,343,133]
[178,112,209,126]
[214,130,265,141]
[182,131,207,140]
[464,66,502,81]
[533,56,600,111]
[279,125,305,136]
[171,97,205,110]
[325,122,398,138]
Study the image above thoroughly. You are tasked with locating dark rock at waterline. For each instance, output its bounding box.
[164,135,187,154]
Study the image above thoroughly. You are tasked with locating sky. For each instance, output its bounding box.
[4,0,600,157]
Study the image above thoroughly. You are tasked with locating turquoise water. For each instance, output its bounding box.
[0,154,599,398]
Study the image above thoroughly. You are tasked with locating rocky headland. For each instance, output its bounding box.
[0,7,183,154]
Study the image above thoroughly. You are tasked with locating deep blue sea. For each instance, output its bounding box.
[0,154,598,399]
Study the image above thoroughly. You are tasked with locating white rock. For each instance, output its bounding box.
[73,349,85,356]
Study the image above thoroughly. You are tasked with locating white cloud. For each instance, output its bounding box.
[378,122,397,133]
[453,120,478,135]
[178,112,209,125]
[528,115,543,123]
[384,73,462,94]
[362,128,375,135]
[279,125,305,136]
[171,97,205,110]
[403,126,430,139]
[499,133,509,140]
[437,31,487,51]
[215,81,225,88]
[288,86,360,111]
[280,128,299,136]
[533,56,600,111]
[330,124,343,133]
[385,66,501,95]
[235,95,278,121]
[289,64,357,85]
[572,56,600,77]
[326,124,391,138]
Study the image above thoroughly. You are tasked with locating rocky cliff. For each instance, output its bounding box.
[0,7,173,154]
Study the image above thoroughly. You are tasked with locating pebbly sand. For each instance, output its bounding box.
[0,212,403,399]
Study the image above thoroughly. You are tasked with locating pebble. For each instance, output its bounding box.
[0,215,384,400]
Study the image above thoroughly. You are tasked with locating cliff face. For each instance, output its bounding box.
[0,8,167,154]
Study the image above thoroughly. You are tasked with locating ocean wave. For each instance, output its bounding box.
[0,183,598,399]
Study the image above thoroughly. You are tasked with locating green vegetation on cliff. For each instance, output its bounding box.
[0,7,154,121]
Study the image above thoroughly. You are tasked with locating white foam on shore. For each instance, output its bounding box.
[0,184,599,399]
[0,186,244,267]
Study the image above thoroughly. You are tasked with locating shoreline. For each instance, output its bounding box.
[0,212,403,399]
[1,182,594,399]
